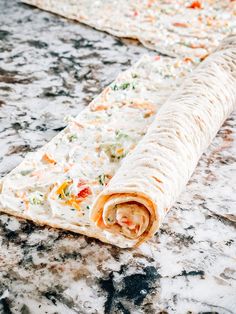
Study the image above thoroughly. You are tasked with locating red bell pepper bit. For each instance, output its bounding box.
[187,1,202,9]
[77,186,92,199]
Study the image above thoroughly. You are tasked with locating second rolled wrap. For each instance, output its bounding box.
[90,35,236,247]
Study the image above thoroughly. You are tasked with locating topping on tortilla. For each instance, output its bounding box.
[42,153,56,164]
[187,1,202,9]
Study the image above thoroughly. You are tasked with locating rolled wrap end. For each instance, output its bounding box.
[90,192,159,246]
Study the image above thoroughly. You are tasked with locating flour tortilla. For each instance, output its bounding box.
[90,35,236,246]
[22,0,236,58]
[0,55,190,248]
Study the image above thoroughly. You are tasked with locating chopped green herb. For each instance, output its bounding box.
[70,208,75,211]
[98,174,105,185]
[98,174,111,186]
[64,187,70,197]
[120,82,130,90]
[113,154,126,160]
[68,134,78,142]
[100,143,127,162]
[111,84,119,91]
[115,130,129,140]
[29,192,44,205]
[131,73,138,79]
[86,205,90,210]
[160,8,168,14]
[111,82,135,91]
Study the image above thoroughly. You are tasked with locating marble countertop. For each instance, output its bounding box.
[0,1,235,313]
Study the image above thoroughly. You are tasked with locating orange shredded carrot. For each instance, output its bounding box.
[173,22,189,28]
[56,179,91,210]
[91,87,110,111]
[190,43,206,49]
[128,101,156,117]
[22,192,29,210]
[184,57,193,63]
[128,101,156,113]
[91,104,109,111]
[65,197,81,210]
[116,148,124,155]
[56,181,70,196]
[42,153,56,165]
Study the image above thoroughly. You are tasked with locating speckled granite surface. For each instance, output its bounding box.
[0,1,235,313]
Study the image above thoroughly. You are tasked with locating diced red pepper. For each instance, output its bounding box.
[187,1,202,9]
[77,186,92,199]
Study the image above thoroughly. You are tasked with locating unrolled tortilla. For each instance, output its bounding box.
[90,35,236,246]
[22,0,236,58]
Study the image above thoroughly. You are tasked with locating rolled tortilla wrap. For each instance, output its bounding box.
[90,35,236,246]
